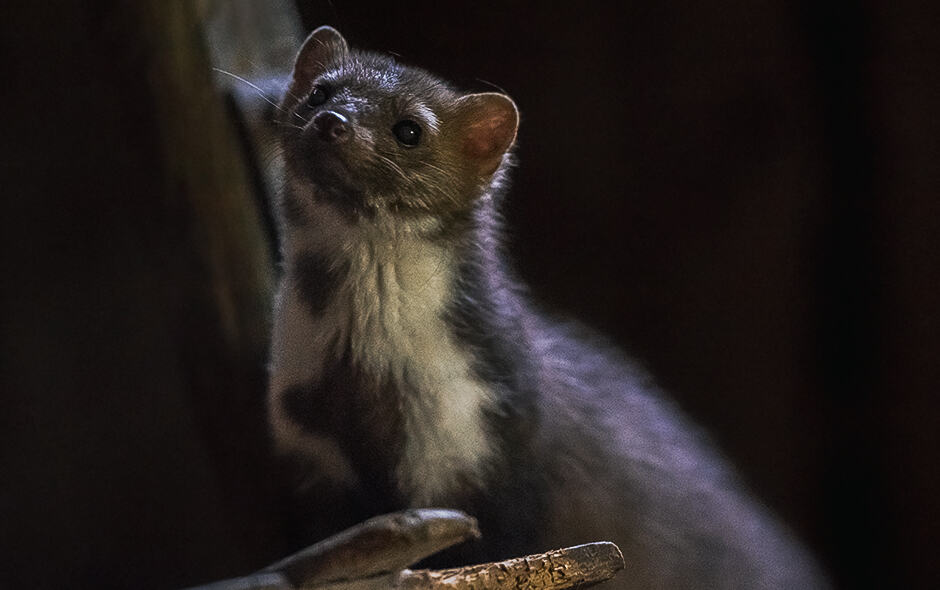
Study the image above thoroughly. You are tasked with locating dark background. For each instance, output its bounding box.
[2,1,938,588]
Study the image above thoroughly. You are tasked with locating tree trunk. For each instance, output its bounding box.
[2,1,283,587]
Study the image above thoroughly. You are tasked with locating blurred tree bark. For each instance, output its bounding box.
[1,1,286,588]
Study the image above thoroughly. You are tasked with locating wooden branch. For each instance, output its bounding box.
[397,542,624,590]
[262,509,481,586]
[187,510,624,590]
[190,572,292,590]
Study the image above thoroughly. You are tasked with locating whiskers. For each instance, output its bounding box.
[272,120,308,132]
[211,67,307,123]
[375,147,450,180]
[475,77,509,95]
[372,149,411,183]
[417,159,449,176]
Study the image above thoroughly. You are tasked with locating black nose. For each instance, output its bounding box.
[312,111,350,142]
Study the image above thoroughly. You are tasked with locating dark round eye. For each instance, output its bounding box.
[307,84,329,107]
[392,120,422,146]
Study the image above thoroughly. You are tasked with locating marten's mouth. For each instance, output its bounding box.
[297,134,353,182]
[306,147,349,180]
[296,150,372,215]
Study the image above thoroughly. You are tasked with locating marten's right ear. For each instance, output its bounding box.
[289,26,348,94]
[453,93,519,177]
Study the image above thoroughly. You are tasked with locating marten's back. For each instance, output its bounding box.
[529,318,829,588]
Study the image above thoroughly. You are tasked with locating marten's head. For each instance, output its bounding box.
[277,26,518,228]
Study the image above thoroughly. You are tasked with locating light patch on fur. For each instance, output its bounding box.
[341,226,496,504]
[273,196,497,504]
[268,281,360,489]
[411,102,440,133]
[282,179,351,255]
[268,283,328,395]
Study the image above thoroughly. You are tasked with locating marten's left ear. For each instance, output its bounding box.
[289,26,348,95]
[454,93,519,176]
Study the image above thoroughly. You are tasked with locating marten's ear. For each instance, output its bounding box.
[453,93,519,176]
[289,26,348,94]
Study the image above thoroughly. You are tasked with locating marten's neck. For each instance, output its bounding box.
[276,188,520,505]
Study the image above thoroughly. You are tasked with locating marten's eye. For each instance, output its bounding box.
[307,84,329,107]
[392,120,422,146]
